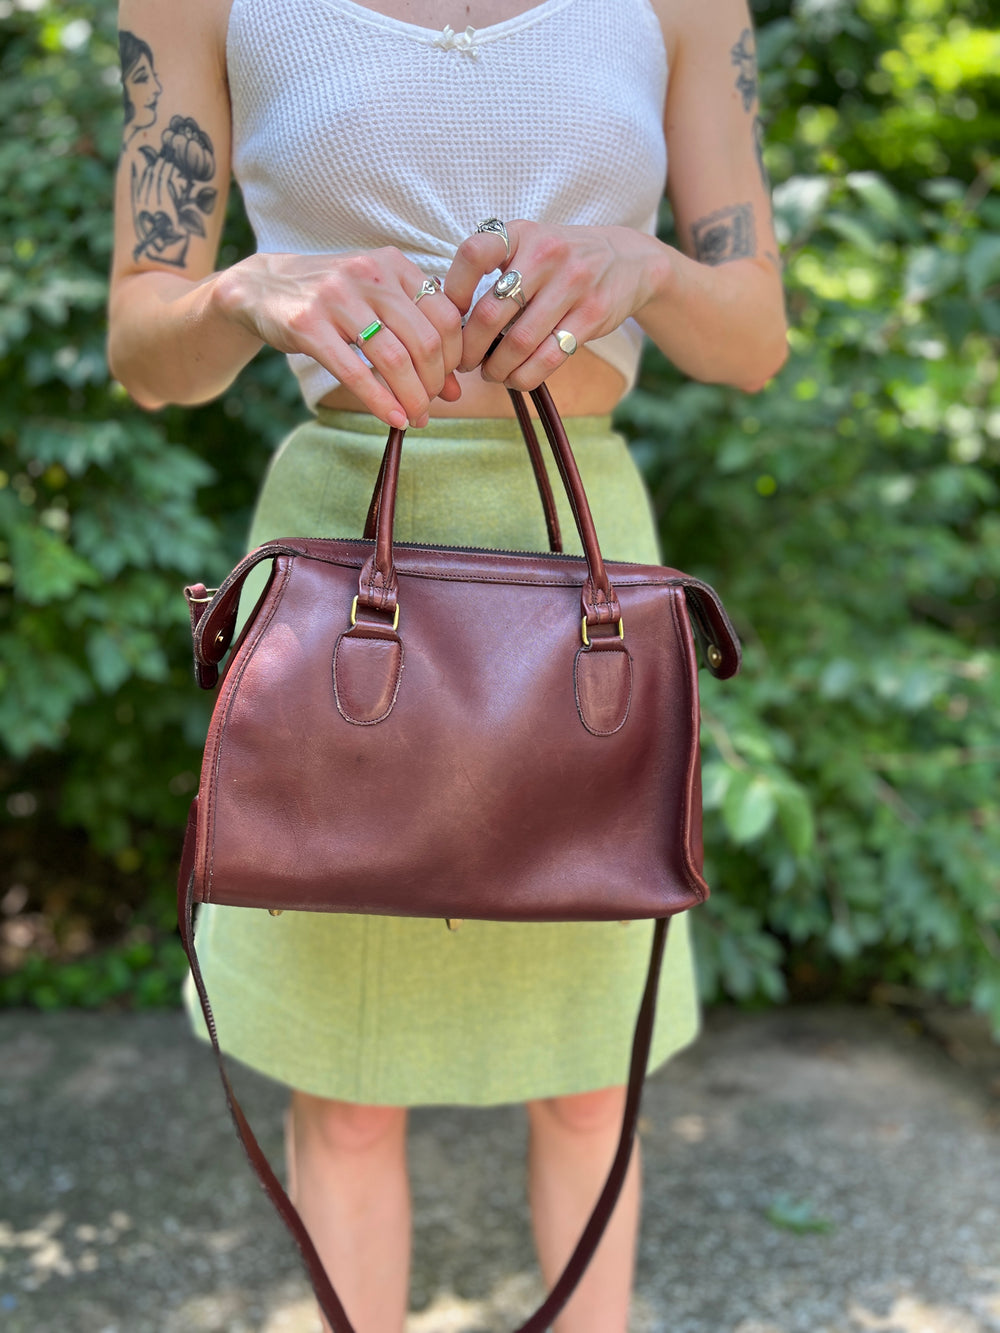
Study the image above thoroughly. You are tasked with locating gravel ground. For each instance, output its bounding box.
[0,1004,997,1332]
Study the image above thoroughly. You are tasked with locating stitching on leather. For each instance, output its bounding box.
[573,644,633,737]
[669,591,708,903]
[332,632,404,726]
[201,558,293,904]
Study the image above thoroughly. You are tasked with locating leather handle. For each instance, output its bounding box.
[363,391,564,556]
[178,806,669,1333]
[357,385,620,629]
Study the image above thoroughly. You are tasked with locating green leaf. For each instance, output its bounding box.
[8,524,100,603]
[722,773,778,845]
[904,247,961,303]
[965,235,1000,299]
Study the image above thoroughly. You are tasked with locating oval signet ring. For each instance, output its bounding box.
[553,329,578,355]
[493,269,526,309]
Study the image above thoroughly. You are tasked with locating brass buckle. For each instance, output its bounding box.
[185,588,218,605]
[350,594,400,631]
[580,615,624,648]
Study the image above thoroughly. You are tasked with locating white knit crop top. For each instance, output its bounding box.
[226,0,669,410]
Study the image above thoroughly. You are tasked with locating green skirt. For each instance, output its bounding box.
[184,410,700,1106]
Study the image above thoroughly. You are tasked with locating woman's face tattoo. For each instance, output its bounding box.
[124,53,162,131]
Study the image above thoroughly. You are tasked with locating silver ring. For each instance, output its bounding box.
[493,269,525,309]
[476,216,510,260]
[553,329,578,356]
[355,318,383,349]
[414,276,442,304]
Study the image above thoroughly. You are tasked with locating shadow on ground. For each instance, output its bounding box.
[1,1005,998,1332]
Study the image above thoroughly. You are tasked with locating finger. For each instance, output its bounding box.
[458,276,532,373]
[412,283,464,379]
[493,323,581,392]
[290,309,417,429]
[481,290,580,388]
[375,288,463,409]
[353,318,436,427]
[444,228,514,315]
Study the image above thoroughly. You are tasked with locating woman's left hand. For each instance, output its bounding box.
[444,221,665,390]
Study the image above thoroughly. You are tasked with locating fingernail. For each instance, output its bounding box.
[412,414,429,429]
[389,410,408,430]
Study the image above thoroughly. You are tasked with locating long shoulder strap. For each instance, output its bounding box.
[177,802,669,1333]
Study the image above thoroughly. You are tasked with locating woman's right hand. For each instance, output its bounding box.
[214,248,464,429]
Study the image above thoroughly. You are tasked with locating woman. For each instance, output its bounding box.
[108,1,787,1330]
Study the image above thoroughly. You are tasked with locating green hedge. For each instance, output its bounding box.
[1,0,998,1026]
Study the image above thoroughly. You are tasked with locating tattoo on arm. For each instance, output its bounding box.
[692,204,757,266]
[119,31,218,269]
[730,28,758,112]
[731,28,771,194]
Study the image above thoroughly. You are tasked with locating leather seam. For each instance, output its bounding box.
[200,558,293,904]
[669,591,708,903]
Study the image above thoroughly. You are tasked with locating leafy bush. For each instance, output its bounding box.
[621,0,1000,1023]
[0,0,997,1026]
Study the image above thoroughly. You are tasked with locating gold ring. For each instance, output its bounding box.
[553,329,577,355]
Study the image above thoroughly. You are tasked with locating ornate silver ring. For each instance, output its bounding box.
[414,276,443,304]
[553,329,578,356]
[476,216,510,260]
[493,269,526,309]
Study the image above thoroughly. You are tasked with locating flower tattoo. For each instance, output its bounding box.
[131,115,218,265]
[120,31,218,269]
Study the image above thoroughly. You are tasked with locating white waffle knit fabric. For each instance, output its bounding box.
[226,0,670,409]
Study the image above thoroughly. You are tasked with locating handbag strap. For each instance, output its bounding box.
[363,389,564,555]
[177,799,670,1333]
[356,385,622,635]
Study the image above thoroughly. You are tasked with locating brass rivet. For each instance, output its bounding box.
[268,909,284,917]
[707,644,723,669]
[215,631,226,648]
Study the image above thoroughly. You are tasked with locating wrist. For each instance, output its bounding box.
[206,258,265,350]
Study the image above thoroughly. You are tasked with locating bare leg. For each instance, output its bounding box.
[286,1093,410,1333]
[526,1086,640,1333]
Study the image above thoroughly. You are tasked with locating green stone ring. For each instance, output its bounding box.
[356,319,384,348]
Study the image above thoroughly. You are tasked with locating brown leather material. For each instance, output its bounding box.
[333,624,404,725]
[363,390,564,556]
[192,547,712,918]
[574,640,632,736]
[179,384,742,1333]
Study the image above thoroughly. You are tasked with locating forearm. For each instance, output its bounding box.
[634,238,788,395]
[107,267,264,410]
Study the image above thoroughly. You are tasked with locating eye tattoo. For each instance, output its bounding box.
[691,204,757,266]
[730,28,758,113]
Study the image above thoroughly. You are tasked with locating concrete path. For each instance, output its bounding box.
[1,1005,997,1332]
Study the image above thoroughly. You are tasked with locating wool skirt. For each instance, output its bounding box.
[184,408,700,1106]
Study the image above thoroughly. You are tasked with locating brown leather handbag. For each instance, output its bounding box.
[178,384,740,1333]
